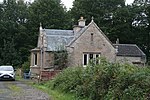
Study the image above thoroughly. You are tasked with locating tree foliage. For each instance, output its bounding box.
[0,0,27,66]
[71,0,125,28]
[54,50,68,70]
[28,0,68,29]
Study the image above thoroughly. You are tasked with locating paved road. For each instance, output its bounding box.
[0,80,50,100]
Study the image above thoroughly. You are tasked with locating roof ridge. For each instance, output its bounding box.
[43,29,73,31]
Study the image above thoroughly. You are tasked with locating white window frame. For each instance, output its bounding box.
[33,53,38,66]
[83,53,101,67]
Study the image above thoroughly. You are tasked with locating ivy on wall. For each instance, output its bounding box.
[54,50,68,70]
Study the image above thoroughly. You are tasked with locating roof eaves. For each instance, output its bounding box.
[113,44,136,46]
[116,54,142,57]
[135,45,146,56]
[31,47,40,52]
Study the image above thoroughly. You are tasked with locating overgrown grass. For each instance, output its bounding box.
[15,75,22,80]
[33,81,89,100]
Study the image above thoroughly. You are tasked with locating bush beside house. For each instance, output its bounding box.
[50,59,150,100]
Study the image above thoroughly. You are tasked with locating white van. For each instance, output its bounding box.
[0,66,15,81]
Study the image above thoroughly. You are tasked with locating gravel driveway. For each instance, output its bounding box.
[0,80,50,100]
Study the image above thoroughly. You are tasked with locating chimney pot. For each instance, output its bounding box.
[116,38,119,44]
[78,17,86,27]
[73,17,86,33]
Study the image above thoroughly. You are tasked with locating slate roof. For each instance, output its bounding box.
[43,29,74,51]
[114,44,145,57]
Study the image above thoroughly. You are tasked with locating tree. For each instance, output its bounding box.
[132,0,150,63]
[71,0,125,26]
[144,4,150,63]
[1,39,21,66]
[28,0,68,29]
[108,6,134,43]
[0,0,30,66]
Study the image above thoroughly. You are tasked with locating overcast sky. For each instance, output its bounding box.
[0,0,134,10]
[62,0,134,10]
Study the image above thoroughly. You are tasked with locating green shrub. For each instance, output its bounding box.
[104,65,150,100]
[53,67,83,93]
[52,58,150,100]
[22,61,30,73]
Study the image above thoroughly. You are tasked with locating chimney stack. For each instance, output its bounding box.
[73,17,86,33]
[78,17,86,27]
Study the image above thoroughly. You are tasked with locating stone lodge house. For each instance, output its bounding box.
[30,17,146,76]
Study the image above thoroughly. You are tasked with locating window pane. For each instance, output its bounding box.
[96,54,99,64]
[34,53,37,65]
[84,54,87,65]
[89,54,93,60]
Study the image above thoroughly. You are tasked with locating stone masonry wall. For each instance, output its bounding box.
[67,22,116,67]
